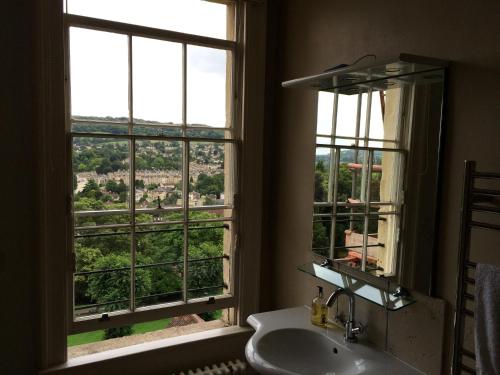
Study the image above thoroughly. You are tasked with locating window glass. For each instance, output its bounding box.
[187,46,230,128]
[135,227,184,307]
[66,0,230,40]
[74,232,132,317]
[316,92,334,136]
[134,140,183,209]
[72,137,130,211]
[187,222,228,299]
[133,37,183,125]
[70,28,128,118]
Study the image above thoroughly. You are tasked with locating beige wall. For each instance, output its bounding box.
[265,0,500,373]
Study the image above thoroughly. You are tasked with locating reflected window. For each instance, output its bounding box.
[313,89,405,276]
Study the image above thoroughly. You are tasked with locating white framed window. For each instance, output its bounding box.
[313,87,409,276]
[64,1,242,336]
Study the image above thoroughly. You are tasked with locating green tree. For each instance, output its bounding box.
[78,180,103,201]
[195,173,224,198]
[163,192,180,206]
[96,158,112,175]
[87,254,152,339]
[105,180,119,193]
[74,197,105,211]
[117,179,127,193]
[312,221,330,256]
[147,183,159,190]
[118,191,127,203]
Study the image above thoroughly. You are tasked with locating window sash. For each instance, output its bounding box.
[65,12,240,333]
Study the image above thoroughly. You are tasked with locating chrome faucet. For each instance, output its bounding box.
[326,288,361,343]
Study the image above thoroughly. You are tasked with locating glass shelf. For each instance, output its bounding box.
[282,53,448,95]
[298,262,415,311]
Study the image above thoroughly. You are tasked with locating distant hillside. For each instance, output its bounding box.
[316,149,383,166]
[72,116,224,139]
[72,116,224,174]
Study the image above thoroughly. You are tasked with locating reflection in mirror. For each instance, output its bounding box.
[311,68,446,295]
[313,89,404,276]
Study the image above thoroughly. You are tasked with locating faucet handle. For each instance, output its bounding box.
[344,321,365,342]
[350,322,366,336]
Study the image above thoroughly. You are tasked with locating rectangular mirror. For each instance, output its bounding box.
[285,55,448,295]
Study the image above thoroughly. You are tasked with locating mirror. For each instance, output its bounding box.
[286,56,448,296]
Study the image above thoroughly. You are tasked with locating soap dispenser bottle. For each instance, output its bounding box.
[311,286,327,327]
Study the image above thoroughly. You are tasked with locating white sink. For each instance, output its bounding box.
[245,306,423,375]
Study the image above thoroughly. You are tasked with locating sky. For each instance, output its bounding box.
[316,91,385,153]
[68,0,228,127]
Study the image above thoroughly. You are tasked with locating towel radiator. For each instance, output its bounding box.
[452,160,500,374]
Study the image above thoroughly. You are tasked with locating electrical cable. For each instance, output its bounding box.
[324,54,377,72]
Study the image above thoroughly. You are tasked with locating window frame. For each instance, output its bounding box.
[64,6,242,335]
[313,87,409,276]
[37,0,266,367]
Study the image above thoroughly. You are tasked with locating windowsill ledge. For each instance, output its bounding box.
[40,325,254,374]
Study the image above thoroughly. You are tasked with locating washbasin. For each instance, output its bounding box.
[255,328,367,375]
[245,306,423,375]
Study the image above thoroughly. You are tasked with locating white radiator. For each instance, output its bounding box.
[174,359,248,375]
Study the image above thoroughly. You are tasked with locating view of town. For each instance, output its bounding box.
[70,116,231,349]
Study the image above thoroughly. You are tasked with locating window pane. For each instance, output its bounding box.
[336,93,361,138]
[189,142,233,207]
[75,233,131,272]
[337,148,366,203]
[135,140,183,209]
[67,0,230,40]
[133,37,182,125]
[312,211,331,258]
[187,222,227,300]
[187,46,230,128]
[74,232,131,318]
[333,213,399,276]
[316,136,332,146]
[135,228,184,307]
[73,137,130,211]
[367,91,385,144]
[316,92,334,135]
[70,28,128,118]
[314,147,330,203]
[352,90,400,148]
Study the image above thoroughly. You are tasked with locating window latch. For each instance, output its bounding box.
[207,297,216,305]
[99,313,110,322]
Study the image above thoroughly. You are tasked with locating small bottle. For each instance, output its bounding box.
[311,286,327,327]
